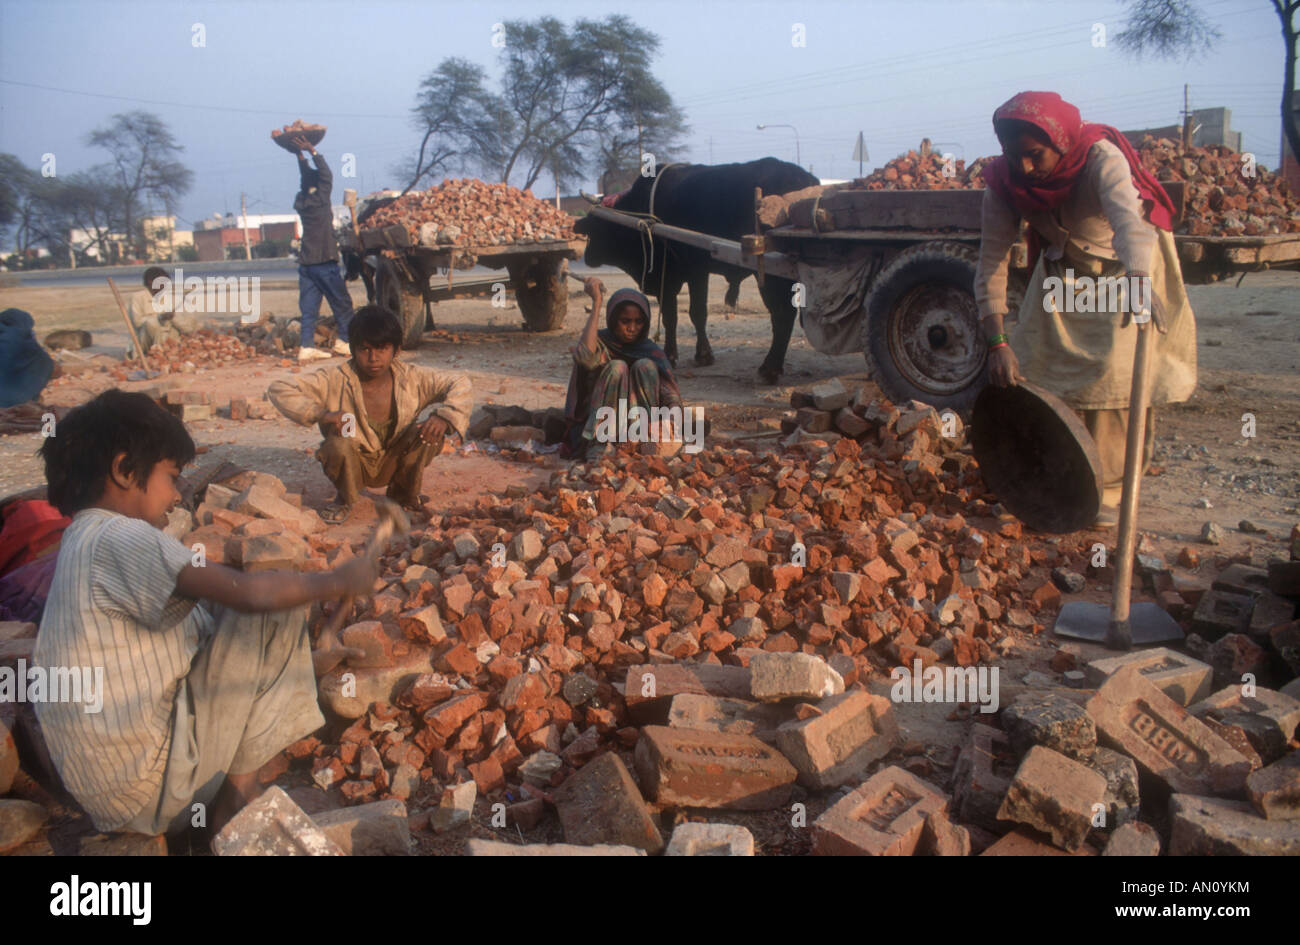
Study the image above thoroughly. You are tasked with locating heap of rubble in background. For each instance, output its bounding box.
[1135,136,1300,236]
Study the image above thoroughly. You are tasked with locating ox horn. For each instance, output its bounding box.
[580,190,601,205]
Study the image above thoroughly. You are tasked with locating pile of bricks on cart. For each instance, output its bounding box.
[757,139,992,228]
[1136,136,1300,236]
[363,178,576,247]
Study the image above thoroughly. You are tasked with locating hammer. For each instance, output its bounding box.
[311,498,412,675]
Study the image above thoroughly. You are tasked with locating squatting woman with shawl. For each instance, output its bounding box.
[562,279,683,460]
[975,91,1197,525]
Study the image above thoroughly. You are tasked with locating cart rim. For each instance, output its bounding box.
[886,283,985,396]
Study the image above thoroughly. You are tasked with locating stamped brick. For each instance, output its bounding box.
[634,725,797,810]
[1169,793,1300,855]
[774,689,898,789]
[996,745,1107,852]
[951,723,1016,833]
[812,765,947,856]
[1086,665,1251,797]
[664,822,755,856]
[623,663,752,724]
[554,752,663,853]
[1245,751,1300,820]
[1084,646,1213,706]
[1187,685,1300,764]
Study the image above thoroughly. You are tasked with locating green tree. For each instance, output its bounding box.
[404,15,686,193]
[85,111,193,257]
[1116,1,1299,165]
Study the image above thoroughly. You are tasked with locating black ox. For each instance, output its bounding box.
[574,157,818,384]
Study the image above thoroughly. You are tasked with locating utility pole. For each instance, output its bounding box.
[240,192,252,261]
[1181,84,1193,149]
[709,137,714,163]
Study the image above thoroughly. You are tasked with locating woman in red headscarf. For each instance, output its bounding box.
[975,91,1197,526]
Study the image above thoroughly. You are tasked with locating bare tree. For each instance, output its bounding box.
[398,58,506,194]
[1116,1,1299,166]
[85,110,193,258]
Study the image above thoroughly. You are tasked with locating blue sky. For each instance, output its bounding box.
[0,0,1285,227]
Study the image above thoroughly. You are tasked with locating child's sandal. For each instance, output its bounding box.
[321,503,352,525]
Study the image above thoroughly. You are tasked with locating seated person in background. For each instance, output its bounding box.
[0,308,56,408]
[33,390,378,838]
[129,267,200,357]
[562,279,683,461]
[268,305,472,523]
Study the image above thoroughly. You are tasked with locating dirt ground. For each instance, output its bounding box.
[2,267,1297,853]
[4,267,1296,544]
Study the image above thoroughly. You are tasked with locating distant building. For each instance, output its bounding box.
[1122,106,1242,151]
[140,214,195,261]
[69,227,130,262]
[192,211,307,261]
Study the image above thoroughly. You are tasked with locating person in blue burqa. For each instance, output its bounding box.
[0,309,56,409]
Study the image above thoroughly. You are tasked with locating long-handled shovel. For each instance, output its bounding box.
[1052,284,1183,649]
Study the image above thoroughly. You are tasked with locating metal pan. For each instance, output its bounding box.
[969,381,1103,533]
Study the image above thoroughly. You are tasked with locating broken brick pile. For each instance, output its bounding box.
[1135,136,1300,236]
[248,383,1146,851]
[363,179,576,247]
[5,378,1297,854]
[848,139,991,192]
[134,378,277,423]
[755,140,990,229]
[110,328,283,381]
[178,470,326,570]
[780,376,963,468]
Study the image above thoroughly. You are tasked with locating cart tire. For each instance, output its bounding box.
[376,257,428,350]
[862,241,985,412]
[509,257,569,332]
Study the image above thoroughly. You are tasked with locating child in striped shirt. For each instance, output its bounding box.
[33,389,377,841]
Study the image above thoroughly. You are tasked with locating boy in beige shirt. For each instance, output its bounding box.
[268,305,473,522]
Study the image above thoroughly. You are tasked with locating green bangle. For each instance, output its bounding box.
[987,333,1009,347]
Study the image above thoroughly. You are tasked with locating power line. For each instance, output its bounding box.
[0,77,410,120]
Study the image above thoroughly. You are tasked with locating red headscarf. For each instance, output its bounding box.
[984,91,1176,237]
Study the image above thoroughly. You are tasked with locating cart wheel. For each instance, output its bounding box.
[509,257,569,332]
[376,257,428,350]
[862,241,985,412]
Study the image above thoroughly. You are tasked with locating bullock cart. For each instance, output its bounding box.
[581,180,1300,410]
